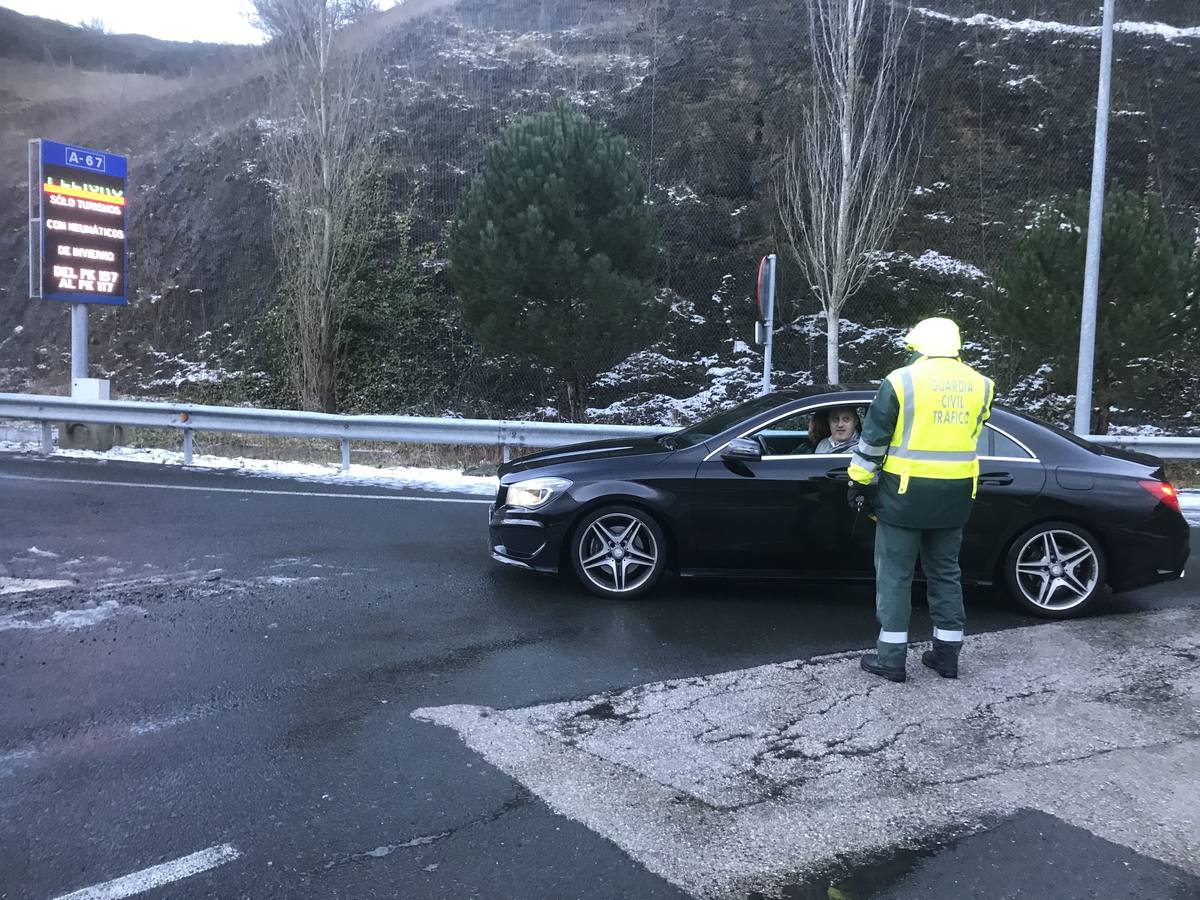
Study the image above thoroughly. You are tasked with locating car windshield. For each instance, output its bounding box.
[665,394,784,449]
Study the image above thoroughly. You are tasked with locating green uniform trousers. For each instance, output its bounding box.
[874,521,966,668]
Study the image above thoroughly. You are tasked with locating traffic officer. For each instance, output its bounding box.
[847,317,994,682]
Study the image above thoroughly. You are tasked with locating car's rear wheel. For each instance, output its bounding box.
[1004,521,1106,618]
[571,505,667,599]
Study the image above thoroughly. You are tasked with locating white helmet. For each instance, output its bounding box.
[905,317,961,357]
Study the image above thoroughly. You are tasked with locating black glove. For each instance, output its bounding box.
[847,482,871,513]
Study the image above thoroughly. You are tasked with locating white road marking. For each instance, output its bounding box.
[52,844,240,900]
[0,472,491,504]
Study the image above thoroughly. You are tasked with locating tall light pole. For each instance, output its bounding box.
[1073,0,1116,436]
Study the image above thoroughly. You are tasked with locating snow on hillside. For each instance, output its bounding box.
[916,8,1200,43]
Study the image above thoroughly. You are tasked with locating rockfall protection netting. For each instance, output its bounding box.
[4,0,1196,432]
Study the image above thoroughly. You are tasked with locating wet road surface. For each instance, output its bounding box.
[1,451,1196,899]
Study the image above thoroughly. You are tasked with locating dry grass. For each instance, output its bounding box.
[1166,461,1199,489]
[0,60,183,107]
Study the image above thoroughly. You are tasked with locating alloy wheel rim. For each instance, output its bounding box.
[578,513,658,594]
[1015,529,1099,611]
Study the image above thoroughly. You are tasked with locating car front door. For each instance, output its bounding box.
[688,409,873,577]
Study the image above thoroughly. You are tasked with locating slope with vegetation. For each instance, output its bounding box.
[0,0,1196,433]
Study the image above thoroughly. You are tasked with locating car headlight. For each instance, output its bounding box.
[505,477,572,509]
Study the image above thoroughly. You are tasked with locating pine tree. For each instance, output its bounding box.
[987,189,1199,433]
[449,106,660,420]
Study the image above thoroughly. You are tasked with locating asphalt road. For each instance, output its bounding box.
[1,451,1196,900]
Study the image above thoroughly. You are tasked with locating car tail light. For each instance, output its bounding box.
[1139,480,1181,513]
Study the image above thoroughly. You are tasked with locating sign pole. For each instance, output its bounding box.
[1073,0,1115,436]
[71,303,88,384]
[28,138,128,399]
[762,254,776,394]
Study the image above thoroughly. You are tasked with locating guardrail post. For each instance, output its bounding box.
[40,422,53,456]
[502,443,511,463]
[340,438,350,471]
[183,429,193,466]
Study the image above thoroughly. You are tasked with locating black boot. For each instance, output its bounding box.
[921,642,959,679]
[860,652,906,683]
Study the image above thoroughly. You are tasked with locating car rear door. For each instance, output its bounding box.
[961,422,1048,579]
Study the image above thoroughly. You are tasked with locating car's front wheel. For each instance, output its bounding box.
[1004,521,1106,618]
[570,505,667,599]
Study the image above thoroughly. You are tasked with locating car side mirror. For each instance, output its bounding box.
[721,438,761,462]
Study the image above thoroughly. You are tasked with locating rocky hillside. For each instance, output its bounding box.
[0,1,1197,430]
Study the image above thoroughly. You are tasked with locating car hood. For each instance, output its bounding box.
[499,437,667,479]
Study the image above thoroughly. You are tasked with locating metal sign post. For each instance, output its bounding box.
[71,303,88,380]
[28,138,128,395]
[1073,0,1115,436]
[756,254,777,394]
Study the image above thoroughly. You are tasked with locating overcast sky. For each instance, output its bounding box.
[1,1,396,45]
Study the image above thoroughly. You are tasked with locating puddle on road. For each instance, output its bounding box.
[746,821,969,900]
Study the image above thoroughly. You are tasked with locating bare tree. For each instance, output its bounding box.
[341,0,381,23]
[778,0,922,384]
[253,0,383,412]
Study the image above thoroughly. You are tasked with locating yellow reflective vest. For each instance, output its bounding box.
[879,356,993,494]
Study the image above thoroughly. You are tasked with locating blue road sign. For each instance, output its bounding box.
[30,138,128,305]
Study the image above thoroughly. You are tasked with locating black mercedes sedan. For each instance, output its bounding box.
[488,387,1189,617]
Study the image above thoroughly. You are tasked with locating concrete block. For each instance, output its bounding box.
[58,422,124,452]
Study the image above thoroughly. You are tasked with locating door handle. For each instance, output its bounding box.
[825,468,850,482]
[978,473,1013,486]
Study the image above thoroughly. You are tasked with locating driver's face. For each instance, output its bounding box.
[829,409,857,441]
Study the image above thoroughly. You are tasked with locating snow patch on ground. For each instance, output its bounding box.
[666,183,702,205]
[24,547,59,559]
[1107,424,1167,436]
[0,599,123,632]
[1180,492,1200,526]
[146,350,244,389]
[0,578,75,596]
[1005,74,1043,89]
[0,441,498,497]
[0,749,38,777]
[911,250,989,281]
[867,249,989,282]
[587,362,761,426]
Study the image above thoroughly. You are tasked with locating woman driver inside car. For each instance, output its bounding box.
[814,406,861,454]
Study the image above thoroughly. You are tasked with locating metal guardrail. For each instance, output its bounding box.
[0,392,1197,467]
[0,392,671,468]
[1085,434,1200,460]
